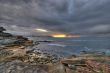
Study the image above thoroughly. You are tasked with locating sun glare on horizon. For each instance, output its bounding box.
[51,34,67,38]
[51,34,80,38]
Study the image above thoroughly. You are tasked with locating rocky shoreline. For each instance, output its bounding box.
[0,50,110,73]
[0,45,110,73]
[0,27,110,73]
[0,43,110,73]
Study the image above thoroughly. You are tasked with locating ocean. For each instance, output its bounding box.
[28,37,110,57]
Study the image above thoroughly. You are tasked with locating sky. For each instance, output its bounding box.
[0,0,110,36]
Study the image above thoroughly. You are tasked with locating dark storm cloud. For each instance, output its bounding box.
[0,0,110,36]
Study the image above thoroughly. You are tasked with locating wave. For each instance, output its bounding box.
[47,43,66,47]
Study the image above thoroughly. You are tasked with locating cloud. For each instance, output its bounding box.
[0,0,110,36]
[90,25,110,32]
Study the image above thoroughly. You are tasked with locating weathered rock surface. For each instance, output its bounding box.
[61,54,110,73]
[48,63,66,73]
[0,27,110,73]
[0,60,48,73]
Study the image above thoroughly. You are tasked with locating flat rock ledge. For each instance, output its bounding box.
[0,60,67,73]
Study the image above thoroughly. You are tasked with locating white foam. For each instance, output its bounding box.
[47,43,66,47]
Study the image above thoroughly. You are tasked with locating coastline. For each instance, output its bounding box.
[0,40,110,73]
[0,27,110,73]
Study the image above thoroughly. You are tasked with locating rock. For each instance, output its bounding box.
[0,60,48,73]
[0,32,12,37]
[61,54,110,73]
[49,63,66,73]
[0,27,33,46]
[0,39,17,45]
[0,49,14,61]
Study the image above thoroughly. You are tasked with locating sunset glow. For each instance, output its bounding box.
[51,34,67,38]
[51,34,80,38]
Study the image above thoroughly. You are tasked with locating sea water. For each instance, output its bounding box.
[29,37,110,57]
